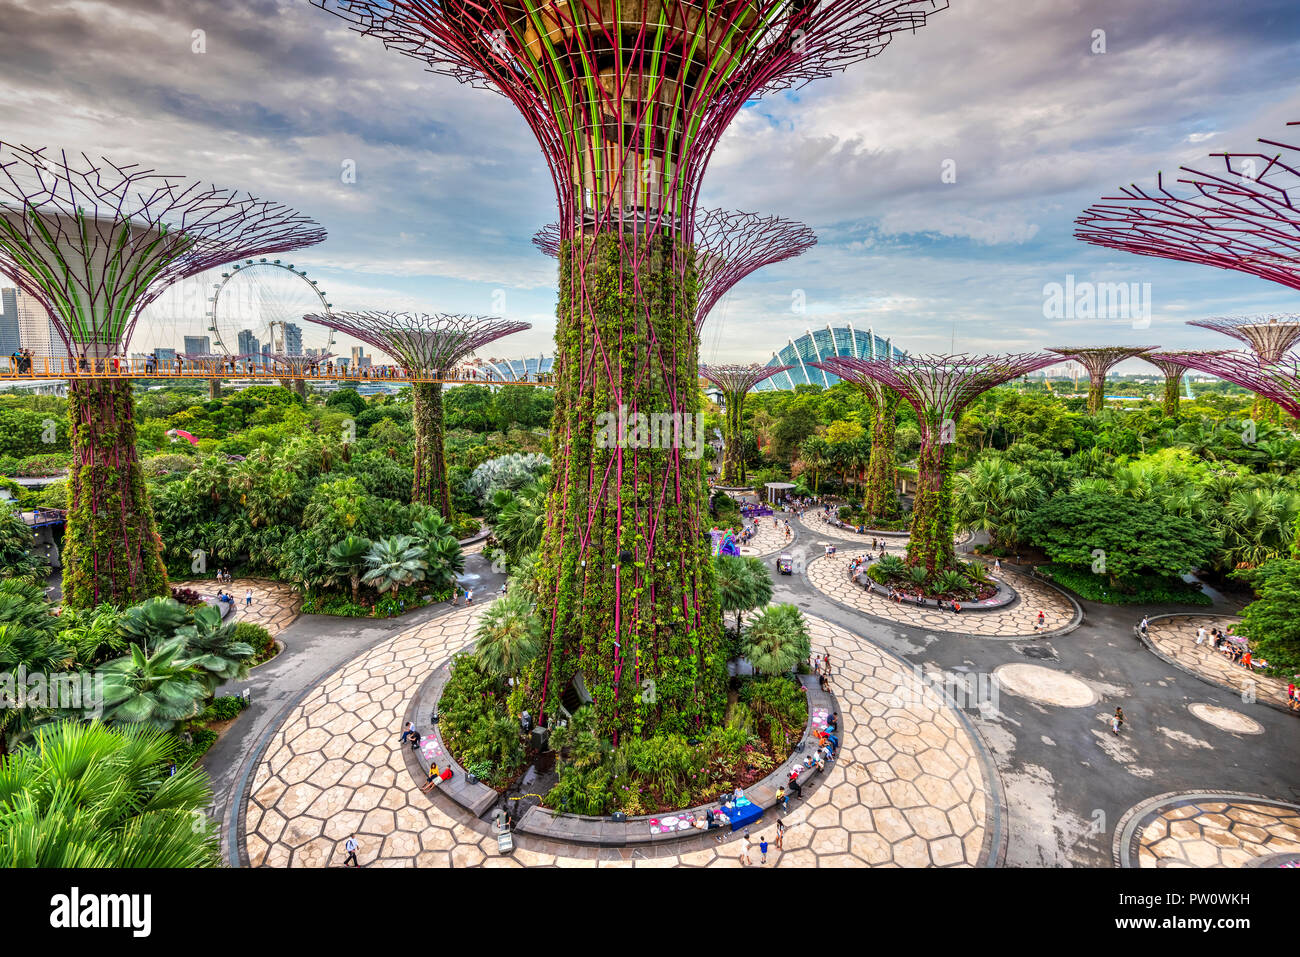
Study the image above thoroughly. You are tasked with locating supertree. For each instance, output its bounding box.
[315,0,947,739]
[267,352,333,399]
[0,143,324,609]
[1186,316,1300,364]
[1142,354,1192,418]
[820,354,1057,575]
[1146,351,1300,420]
[812,358,903,521]
[535,208,817,328]
[180,352,235,400]
[698,364,792,485]
[1047,347,1157,414]
[303,312,530,515]
[1075,122,1300,294]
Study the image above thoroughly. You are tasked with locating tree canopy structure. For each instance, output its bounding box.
[699,364,792,485]
[1147,351,1300,420]
[813,358,904,521]
[820,354,1057,574]
[1187,315,1300,364]
[535,208,817,328]
[267,352,333,399]
[0,142,324,608]
[315,0,947,739]
[1048,346,1157,414]
[304,312,530,515]
[1075,122,1300,293]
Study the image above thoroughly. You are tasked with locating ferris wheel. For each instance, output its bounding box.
[207,258,335,358]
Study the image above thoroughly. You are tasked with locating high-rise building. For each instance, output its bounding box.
[237,329,260,365]
[283,323,303,355]
[0,287,19,355]
[15,289,68,364]
[350,345,370,370]
[183,335,211,355]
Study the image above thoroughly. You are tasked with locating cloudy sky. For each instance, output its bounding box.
[2,0,1299,372]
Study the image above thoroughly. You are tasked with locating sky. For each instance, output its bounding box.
[1,0,1299,374]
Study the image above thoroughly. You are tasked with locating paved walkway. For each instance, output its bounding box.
[739,515,796,556]
[1128,796,1300,868]
[806,557,1074,638]
[1145,616,1293,711]
[242,607,991,867]
[800,508,906,544]
[179,576,301,637]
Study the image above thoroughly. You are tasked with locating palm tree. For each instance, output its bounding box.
[0,721,220,867]
[741,604,811,675]
[474,591,543,682]
[174,604,254,693]
[58,604,126,668]
[327,535,372,602]
[0,621,75,759]
[714,555,774,639]
[117,597,190,653]
[491,480,548,562]
[1215,488,1300,570]
[362,535,428,596]
[99,640,207,730]
[954,457,1045,548]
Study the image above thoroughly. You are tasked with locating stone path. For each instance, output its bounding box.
[1126,795,1300,868]
[179,576,301,637]
[800,508,907,544]
[1145,616,1294,711]
[242,606,993,867]
[739,515,796,556]
[806,557,1074,638]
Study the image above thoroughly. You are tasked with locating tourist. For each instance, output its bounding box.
[245,588,253,608]
[776,785,788,811]
[466,587,474,604]
[759,835,769,865]
[827,712,839,733]
[953,600,962,614]
[993,558,1001,575]
[776,818,786,849]
[1139,616,1149,635]
[343,834,359,867]
[399,721,421,751]
[520,709,532,735]
[1115,707,1125,731]
[1195,626,1207,645]
[420,762,441,793]
[741,830,752,866]
[787,769,803,799]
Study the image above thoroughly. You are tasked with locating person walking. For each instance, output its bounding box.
[244,587,253,608]
[1196,625,1207,645]
[1139,616,1149,636]
[776,818,786,849]
[466,587,474,605]
[343,835,359,867]
[741,830,752,866]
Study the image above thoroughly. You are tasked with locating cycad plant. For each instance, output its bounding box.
[0,720,219,867]
[362,535,428,596]
[174,604,254,693]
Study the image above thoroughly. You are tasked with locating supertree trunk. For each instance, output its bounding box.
[864,390,901,520]
[907,423,956,574]
[723,393,746,485]
[63,378,169,609]
[412,381,452,518]
[529,233,724,741]
[1162,372,1183,417]
[1086,375,1105,415]
[208,378,221,401]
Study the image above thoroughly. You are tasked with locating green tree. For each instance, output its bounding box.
[954,457,1045,548]
[1022,491,1220,590]
[1232,559,1300,674]
[99,640,207,730]
[741,604,811,675]
[714,555,774,639]
[327,535,372,602]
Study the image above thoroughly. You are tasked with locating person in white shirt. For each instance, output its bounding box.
[1196,626,1206,645]
[343,835,359,867]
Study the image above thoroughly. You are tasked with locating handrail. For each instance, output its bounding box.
[0,355,554,386]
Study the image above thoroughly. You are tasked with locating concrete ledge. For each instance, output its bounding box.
[515,675,838,847]
[457,526,490,548]
[403,657,499,818]
[850,572,1017,613]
